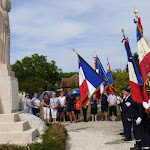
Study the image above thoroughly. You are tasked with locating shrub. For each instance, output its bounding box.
[0,144,26,150]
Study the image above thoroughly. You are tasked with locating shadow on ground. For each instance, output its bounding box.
[68,127,90,132]
[105,139,130,145]
[66,134,71,150]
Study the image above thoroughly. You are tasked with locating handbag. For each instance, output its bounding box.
[55,105,59,110]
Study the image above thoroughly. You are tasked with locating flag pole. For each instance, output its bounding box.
[73,49,123,99]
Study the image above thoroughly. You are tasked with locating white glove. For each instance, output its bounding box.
[125,102,131,107]
[136,117,142,125]
[117,100,120,104]
[148,99,150,106]
[143,102,149,110]
[127,118,132,122]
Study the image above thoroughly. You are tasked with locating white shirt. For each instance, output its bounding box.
[58,96,66,106]
[108,94,117,106]
[32,98,40,109]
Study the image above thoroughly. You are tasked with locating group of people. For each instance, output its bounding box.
[24,93,41,116]
[24,90,82,124]
[24,89,119,124]
[118,88,150,150]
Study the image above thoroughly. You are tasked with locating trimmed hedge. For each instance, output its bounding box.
[0,123,67,150]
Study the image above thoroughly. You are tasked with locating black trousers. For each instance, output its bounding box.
[109,106,117,116]
[121,112,125,133]
[82,106,88,121]
[32,108,40,116]
[140,123,150,149]
[123,114,132,140]
[133,121,141,143]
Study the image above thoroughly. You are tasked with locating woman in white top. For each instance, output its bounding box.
[50,92,59,123]
[32,93,41,117]
[58,92,66,122]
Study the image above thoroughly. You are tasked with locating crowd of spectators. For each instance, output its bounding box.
[24,90,118,124]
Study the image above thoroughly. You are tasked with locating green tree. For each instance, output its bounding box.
[112,69,130,94]
[59,72,78,78]
[70,81,78,90]
[12,54,62,94]
[126,53,140,73]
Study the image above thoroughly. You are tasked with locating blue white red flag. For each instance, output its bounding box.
[106,60,114,84]
[78,54,107,107]
[106,58,114,93]
[95,56,108,80]
[134,14,150,91]
[123,35,148,104]
[95,56,108,100]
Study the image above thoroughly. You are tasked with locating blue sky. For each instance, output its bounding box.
[10,0,150,72]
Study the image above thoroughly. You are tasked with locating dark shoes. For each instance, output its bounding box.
[123,138,132,141]
[109,119,112,121]
[120,132,125,135]
[130,144,142,150]
[84,120,88,122]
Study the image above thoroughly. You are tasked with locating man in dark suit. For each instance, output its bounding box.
[120,88,141,148]
[120,88,132,141]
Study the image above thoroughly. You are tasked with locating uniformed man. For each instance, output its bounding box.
[120,88,132,141]
[120,88,141,149]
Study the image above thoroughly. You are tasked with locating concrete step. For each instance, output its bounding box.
[0,128,38,143]
[33,137,42,143]
[0,121,29,132]
[0,113,19,123]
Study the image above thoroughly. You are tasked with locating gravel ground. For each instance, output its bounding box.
[65,121,134,150]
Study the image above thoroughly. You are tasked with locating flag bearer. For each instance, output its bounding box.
[120,88,141,144]
[120,88,132,141]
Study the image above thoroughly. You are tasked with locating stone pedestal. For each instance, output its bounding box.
[0,64,19,114]
[0,112,46,145]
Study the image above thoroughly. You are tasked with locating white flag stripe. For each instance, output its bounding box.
[138,37,150,63]
[100,84,104,94]
[79,66,85,86]
[96,69,99,73]
[86,79,96,98]
[128,62,138,84]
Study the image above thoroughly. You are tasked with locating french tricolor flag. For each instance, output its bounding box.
[135,16,150,90]
[106,59,114,93]
[95,56,108,100]
[78,55,107,107]
[123,36,148,104]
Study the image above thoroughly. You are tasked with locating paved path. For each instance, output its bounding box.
[65,121,134,150]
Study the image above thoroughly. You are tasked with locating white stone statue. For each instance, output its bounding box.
[0,0,11,65]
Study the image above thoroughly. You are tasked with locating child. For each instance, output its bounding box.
[91,94,98,121]
[75,95,81,122]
